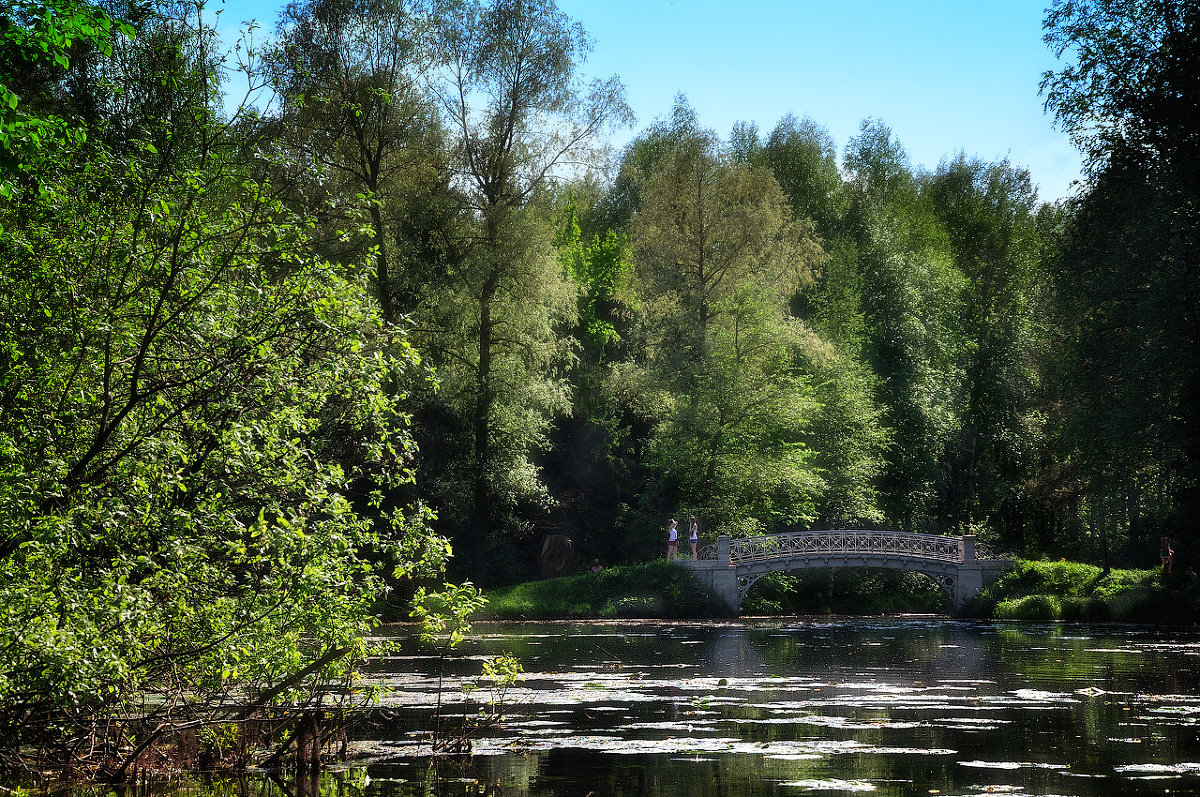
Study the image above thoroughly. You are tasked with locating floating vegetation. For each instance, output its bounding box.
[338,618,1200,796]
[958,760,1068,770]
[794,714,924,730]
[780,779,876,791]
[1115,762,1200,775]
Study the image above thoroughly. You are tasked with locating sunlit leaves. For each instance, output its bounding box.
[0,0,133,197]
[0,108,446,762]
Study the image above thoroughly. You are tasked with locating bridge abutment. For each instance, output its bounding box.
[674,535,740,613]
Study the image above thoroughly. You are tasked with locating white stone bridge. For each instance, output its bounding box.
[675,530,1012,614]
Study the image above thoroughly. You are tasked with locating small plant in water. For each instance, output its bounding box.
[410,584,525,755]
[464,653,524,723]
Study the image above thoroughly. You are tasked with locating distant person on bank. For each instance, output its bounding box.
[666,517,678,559]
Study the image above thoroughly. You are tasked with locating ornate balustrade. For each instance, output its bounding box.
[678,530,1012,613]
[724,530,966,565]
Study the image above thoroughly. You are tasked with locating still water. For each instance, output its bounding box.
[311,618,1200,796]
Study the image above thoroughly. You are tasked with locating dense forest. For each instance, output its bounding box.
[1,0,1197,777]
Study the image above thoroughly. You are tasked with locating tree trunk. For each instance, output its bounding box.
[294,711,321,772]
[470,277,497,586]
[369,201,394,323]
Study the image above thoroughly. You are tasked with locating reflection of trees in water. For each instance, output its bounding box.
[258,761,523,797]
[136,623,1200,797]
[703,627,765,678]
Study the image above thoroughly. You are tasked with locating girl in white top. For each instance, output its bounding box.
[666,518,678,559]
[688,516,699,560]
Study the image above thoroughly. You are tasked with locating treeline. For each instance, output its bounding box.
[1,0,1197,776]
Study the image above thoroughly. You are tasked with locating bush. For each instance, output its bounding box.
[966,560,1200,624]
[995,594,1061,621]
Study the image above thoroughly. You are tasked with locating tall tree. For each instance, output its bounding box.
[843,119,968,531]
[757,113,847,241]
[1043,0,1200,559]
[631,106,818,370]
[627,104,827,532]
[424,0,630,583]
[926,155,1050,546]
[267,0,444,323]
[739,115,888,528]
[0,2,447,770]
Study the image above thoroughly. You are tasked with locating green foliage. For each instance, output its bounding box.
[10,0,1200,779]
[755,113,848,239]
[965,560,1200,623]
[479,561,732,619]
[555,196,634,356]
[623,103,830,534]
[995,594,1061,622]
[1040,0,1197,175]
[1040,0,1200,563]
[0,7,453,766]
[408,0,631,585]
[266,0,444,323]
[0,0,134,198]
[650,288,824,530]
[410,582,487,648]
[802,344,889,527]
[462,651,523,722]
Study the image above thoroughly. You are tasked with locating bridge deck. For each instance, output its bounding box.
[727,529,965,564]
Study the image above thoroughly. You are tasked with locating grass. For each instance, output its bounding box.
[963,559,1200,623]
[479,558,1200,624]
[479,560,733,619]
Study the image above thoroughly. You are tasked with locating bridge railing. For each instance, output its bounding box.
[725,530,965,565]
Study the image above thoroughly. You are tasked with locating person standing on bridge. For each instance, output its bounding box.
[688,516,699,560]
[666,517,678,559]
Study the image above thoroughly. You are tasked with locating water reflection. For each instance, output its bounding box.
[60,619,1200,796]
[355,618,1200,796]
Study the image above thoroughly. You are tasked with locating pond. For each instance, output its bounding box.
[319,617,1200,796]
[45,618,1200,797]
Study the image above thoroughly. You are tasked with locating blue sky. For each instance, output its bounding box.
[217,0,1082,203]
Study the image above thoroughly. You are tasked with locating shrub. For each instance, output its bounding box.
[995,594,1061,621]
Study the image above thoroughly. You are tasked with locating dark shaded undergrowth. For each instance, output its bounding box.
[740,568,949,615]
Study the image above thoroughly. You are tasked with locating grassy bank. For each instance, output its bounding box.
[481,558,1200,623]
[479,561,732,619]
[963,560,1200,623]
[480,561,949,619]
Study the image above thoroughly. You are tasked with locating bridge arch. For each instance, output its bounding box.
[675,530,1012,615]
[735,560,959,611]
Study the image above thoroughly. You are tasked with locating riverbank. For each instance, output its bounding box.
[962,559,1200,623]
[479,561,733,619]
[480,560,949,619]
[481,559,1200,623]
